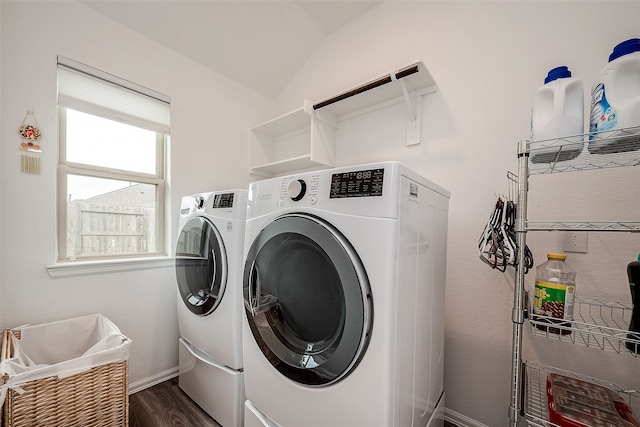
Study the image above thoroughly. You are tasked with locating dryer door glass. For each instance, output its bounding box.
[176,216,227,315]
[243,213,372,386]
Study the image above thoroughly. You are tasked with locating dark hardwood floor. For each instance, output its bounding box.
[129,378,458,426]
[129,377,221,427]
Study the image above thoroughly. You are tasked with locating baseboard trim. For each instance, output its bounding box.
[445,408,490,427]
[129,367,178,395]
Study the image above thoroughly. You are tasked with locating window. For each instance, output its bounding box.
[57,57,170,262]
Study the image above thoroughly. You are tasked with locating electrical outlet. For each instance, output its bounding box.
[563,231,588,253]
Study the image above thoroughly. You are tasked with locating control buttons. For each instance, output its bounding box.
[310,196,317,205]
[287,179,307,201]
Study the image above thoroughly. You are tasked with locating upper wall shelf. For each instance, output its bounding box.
[312,61,437,120]
[248,101,337,177]
[249,60,437,176]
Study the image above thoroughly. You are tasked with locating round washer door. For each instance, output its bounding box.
[243,213,372,386]
[176,216,227,315]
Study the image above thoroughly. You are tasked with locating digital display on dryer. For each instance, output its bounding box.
[212,193,234,208]
[329,168,384,198]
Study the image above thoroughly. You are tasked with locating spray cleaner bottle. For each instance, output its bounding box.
[627,253,640,354]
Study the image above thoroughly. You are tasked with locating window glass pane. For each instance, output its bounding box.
[66,174,157,259]
[66,109,157,174]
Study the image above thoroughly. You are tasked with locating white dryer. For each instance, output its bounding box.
[175,189,247,427]
[242,162,450,427]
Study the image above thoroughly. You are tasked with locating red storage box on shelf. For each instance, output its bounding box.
[0,314,132,427]
[547,373,640,427]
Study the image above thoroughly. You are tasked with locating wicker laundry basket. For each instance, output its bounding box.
[0,314,131,427]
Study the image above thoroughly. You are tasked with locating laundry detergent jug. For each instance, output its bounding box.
[589,38,640,154]
[530,66,584,163]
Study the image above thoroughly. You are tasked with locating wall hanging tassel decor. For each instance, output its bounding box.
[18,110,42,175]
[19,110,42,152]
[21,154,41,175]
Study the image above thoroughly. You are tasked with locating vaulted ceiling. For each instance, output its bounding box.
[82,1,381,99]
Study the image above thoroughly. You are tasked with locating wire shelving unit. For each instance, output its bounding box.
[508,127,640,427]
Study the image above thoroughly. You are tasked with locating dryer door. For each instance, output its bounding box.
[243,213,372,386]
[176,216,227,315]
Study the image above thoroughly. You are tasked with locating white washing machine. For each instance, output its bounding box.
[175,189,247,427]
[241,162,449,427]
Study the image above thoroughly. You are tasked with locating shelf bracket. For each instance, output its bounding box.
[406,92,422,146]
[395,76,422,146]
[397,77,415,122]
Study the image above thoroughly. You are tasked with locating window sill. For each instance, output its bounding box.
[46,256,174,279]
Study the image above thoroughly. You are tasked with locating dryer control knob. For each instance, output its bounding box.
[288,179,307,201]
[196,196,206,209]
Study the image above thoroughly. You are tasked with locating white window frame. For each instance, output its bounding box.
[55,57,170,264]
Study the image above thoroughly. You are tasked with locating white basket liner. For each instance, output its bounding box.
[0,313,131,405]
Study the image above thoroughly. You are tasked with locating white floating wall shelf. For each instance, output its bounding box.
[249,60,437,176]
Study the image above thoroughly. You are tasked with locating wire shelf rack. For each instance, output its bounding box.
[509,127,640,427]
[526,222,640,232]
[528,295,640,356]
[528,126,640,175]
[524,362,640,426]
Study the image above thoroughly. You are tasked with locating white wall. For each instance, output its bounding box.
[3,2,640,426]
[276,2,640,426]
[0,1,272,389]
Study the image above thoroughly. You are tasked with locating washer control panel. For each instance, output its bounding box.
[212,192,235,208]
[329,168,384,198]
[275,167,386,208]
